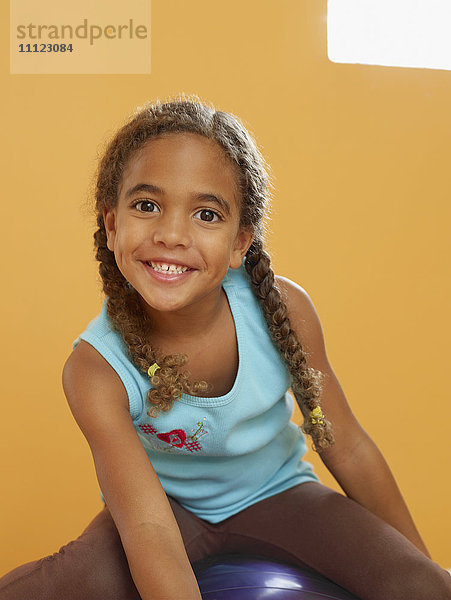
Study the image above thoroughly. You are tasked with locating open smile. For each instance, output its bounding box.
[147,261,191,274]
[142,261,196,282]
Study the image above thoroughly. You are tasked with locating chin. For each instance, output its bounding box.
[141,297,186,313]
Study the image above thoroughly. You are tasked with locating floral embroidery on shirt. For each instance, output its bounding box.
[138,418,208,453]
[157,429,186,448]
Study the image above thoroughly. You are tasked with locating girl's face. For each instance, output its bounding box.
[103,132,254,316]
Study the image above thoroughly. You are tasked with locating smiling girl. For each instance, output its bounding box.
[0,95,449,600]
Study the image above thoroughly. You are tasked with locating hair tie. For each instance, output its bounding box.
[148,363,160,378]
[309,406,324,425]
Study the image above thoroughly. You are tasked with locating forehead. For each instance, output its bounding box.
[119,132,240,203]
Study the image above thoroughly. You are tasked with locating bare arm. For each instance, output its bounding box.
[63,340,202,600]
[320,428,431,557]
[276,276,431,558]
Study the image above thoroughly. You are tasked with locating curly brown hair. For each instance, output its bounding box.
[93,93,334,452]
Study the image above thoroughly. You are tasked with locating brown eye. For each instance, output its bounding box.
[134,200,159,213]
[195,209,220,222]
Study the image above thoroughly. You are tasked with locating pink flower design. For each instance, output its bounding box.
[156,429,186,448]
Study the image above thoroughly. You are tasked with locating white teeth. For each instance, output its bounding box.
[148,261,189,274]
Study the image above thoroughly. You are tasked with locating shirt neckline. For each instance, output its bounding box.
[178,282,244,407]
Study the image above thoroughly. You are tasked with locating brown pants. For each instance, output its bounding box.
[0,482,450,600]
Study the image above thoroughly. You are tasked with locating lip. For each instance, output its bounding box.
[141,261,196,283]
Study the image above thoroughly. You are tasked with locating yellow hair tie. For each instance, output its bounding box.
[147,363,160,378]
[310,406,324,425]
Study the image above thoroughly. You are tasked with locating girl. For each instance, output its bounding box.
[1,95,449,600]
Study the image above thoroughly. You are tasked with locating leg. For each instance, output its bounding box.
[0,506,140,600]
[219,482,451,600]
[168,496,225,564]
[0,498,220,600]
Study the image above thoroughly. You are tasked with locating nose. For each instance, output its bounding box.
[151,211,193,249]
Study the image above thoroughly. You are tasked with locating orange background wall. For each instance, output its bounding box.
[1,0,450,574]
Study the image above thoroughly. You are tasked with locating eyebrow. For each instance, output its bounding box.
[124,183,231,216]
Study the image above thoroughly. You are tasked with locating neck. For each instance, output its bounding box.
[140,286,227,343]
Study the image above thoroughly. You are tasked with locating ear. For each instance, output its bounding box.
[103,208,117,252]
[230,228,255,269]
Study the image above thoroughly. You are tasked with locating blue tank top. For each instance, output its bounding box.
[73,264,319,523]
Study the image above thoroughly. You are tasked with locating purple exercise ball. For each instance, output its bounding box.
[195,554,361,600]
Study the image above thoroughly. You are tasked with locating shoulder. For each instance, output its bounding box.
[62,340,130,441]
[275,274,317,317]
[63,339,127,398]
[275,275,327,361]
[275,275,367,461]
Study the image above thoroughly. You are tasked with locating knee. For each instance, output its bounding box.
[385,558,451,600]
[410,563,451,600]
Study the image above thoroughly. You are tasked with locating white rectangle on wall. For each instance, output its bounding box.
[327,0,451,71]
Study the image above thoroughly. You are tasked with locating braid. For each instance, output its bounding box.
[93,215,209,418]
[245,239,334,452]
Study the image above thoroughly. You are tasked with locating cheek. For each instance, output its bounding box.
[115,220,142,246]
[111,228,134,264]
